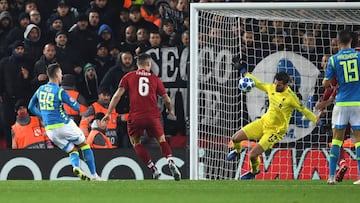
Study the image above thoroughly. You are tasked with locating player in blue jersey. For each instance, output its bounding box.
[28,63,101,181]
[323,30,360,185]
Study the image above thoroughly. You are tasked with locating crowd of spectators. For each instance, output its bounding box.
[0,0,358,150]
[0,0,189,149]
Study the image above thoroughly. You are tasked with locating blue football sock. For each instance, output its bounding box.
[329,139,342,176]
[81,144,96,175]
[69,151,80,168]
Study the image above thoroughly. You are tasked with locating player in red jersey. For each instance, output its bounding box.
[103,53,181,181]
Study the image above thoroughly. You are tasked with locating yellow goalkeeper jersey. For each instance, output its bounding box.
[246,73,317,132]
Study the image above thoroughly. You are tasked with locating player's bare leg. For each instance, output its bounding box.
[227,129,248,161]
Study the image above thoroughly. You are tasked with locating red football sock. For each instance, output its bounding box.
[134,144,152,166]
[339,146,345,162]
[159,141,173,161]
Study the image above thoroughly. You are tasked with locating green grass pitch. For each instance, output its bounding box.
[0,180,358,203]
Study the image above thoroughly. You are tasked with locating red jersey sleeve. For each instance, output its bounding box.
[119,72,130,90]
[156,76,166,96]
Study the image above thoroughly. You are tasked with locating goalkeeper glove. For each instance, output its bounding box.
[232,54,247,77]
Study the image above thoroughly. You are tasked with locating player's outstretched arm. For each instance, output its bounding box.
[103,87,125,121]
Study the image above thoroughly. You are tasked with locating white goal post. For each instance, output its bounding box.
[190,2,360,180]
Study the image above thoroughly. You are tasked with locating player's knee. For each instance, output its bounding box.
[157,135,166,143]
[130,137,141,146]
[69,147,78,153]
[232,130,246,142]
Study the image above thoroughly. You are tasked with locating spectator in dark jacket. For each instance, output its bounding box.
[0,40,31,148]
[87,0,116,27]
[54,30,83,77]
[129,5,157,32]
[5,12,29,47]
[91,42,114,82]
[23,23,44,66]
[48,0,76,31]
[87,8,101,36]
[31,43,56,90]
[68,14,99,63]
[100,51,134,113]
[0,11,13,58]
[46,16,63,44]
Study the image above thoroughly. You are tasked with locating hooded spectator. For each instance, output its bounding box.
[78,63,99,104]
[23,23,43,66]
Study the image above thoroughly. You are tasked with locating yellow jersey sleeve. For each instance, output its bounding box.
[245,73,272,93]
[288,91,317,123]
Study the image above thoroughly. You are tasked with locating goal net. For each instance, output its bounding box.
[189,2,360,180]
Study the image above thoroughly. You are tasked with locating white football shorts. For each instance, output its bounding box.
[46,119,85,153]
[332,106,360,130]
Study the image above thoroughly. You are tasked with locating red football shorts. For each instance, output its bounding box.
[127,117,164,138]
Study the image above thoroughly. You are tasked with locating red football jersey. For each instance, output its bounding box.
[119,69,166,120]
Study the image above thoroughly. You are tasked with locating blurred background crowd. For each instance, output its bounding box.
[0,0,358,150]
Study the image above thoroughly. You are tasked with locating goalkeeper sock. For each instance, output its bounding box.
[250,156,260,173]
[232,141,242,153]
[81,144,96,175]
[329,139,342,176]
[355,142,360,175]
[69,151,80,168]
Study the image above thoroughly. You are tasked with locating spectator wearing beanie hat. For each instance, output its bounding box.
[91,42,114,82]
[53,30,83,77]
[68,13,99,63]
[78,63,98,104]
[48,0,76,31]
[98,24,115,47]
[5,12,30,49]
[44,16,63,44]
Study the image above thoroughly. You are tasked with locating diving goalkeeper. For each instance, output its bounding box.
[227,71,320,180]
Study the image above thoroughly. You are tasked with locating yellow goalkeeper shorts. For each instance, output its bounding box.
[242,119,285,151]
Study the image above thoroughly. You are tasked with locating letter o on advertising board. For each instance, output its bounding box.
[0,157,42,180]
[102,157,144,180]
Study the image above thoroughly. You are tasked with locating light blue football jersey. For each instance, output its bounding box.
[325,48,360,106]
[29,82,79,130]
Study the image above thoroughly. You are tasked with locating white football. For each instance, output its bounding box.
[238,77,255,92]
